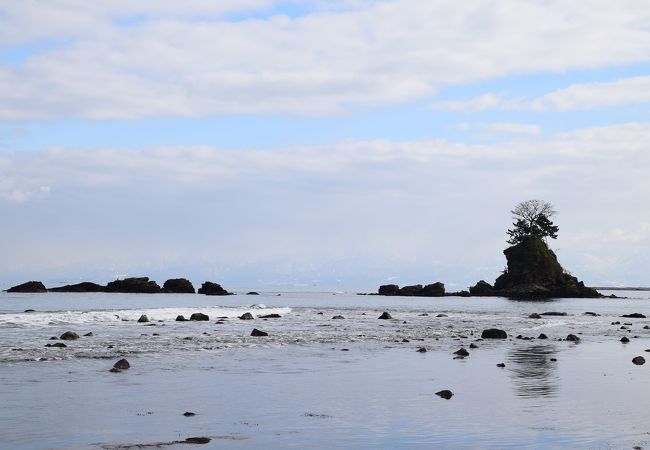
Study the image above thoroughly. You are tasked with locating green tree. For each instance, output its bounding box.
[506,200,559,245]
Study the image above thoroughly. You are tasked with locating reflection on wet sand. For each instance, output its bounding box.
[507,345,559,398]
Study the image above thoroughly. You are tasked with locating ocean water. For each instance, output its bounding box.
[1,290,649,449]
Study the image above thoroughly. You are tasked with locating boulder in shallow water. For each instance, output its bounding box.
[538,333,548,339]
[632,356,646,365]
[197,281,232,296]
[259,313,281,319]
[250,328,268,337]
[620,336,630,343]
[541,312,567,316]
[435,390,453,400]
[378,312,393,320]
[189,313,209,321]
[113,358,130,369]
[6,281,47,293]
[60,331,80,340]
[137,314,149,323]
[528,313,542,319]
[45,342,67,348]
[566,334,580,342]
[162,278,195,294]
[481,328,507,339]
[454,348,469,357]
[332,315,345,320]
[239,312,254,320]
[622,313,646,319]
[176,315,187,321]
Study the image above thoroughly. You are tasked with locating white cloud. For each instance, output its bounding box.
[482,122,541,135]
[532,76,650,110]
[2,1,650,118]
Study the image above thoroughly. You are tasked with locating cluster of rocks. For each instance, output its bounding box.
[5,277,233,295]
[377,282,469,297]
[377,235,603,300]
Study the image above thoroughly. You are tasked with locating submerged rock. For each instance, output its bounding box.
[6,281,47,293]
[189,313,209,321]
[45,342,67,348]
[105,277,161,294]
[481,328,507,339]
[435,390,453,400]
[162,278,195,294]
[197,282,232,296]
[528,313,542,319]
[378,312,393,320]
[60,331,80,340]
[250,328,268,337]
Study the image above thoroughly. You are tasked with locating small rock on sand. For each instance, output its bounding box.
[45,342,67,348]
[250,328,268,337]
[435,390,453,400]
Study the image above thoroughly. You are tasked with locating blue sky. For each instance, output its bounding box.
[1,1,650,290]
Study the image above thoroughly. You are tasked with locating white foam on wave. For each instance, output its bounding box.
[0,305,292,327]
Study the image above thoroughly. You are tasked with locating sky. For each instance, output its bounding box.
[1,0,650,291]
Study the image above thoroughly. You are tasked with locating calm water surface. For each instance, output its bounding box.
[1,291,649,449]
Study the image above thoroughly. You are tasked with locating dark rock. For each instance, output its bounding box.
[538,333,548,339]
[259,314,281,318]
[109,367,121,373]
[399,284,423,296]
[113,358,130,369]
[566,334,580,342]
[528,313,542,319]
[481,328,507,339]
[469,343,479,349]
[137,314,149,323]
[162,278,195,294]
[496,363,506,368]
[540,312,567,316]
[197,281,232,296]
[584,311,600,316]
[239,312,254,320]
[7,281,47,293]
[611,321,620,325]
[45,342,67,348]
[622,313,646,319]
[190,313,209,321]
[550,358,557,362]
[435,390,453,400]
[246,292,260,295]
[454,348,469,357]
[184,437,211,444]
[49,282,105,293]
[378,284,400,295]
[632,356,646,365]
[436,314,448,318]
[644,326,650,330]
[416,347,427,353]
[492,235,602,299]
[378,312,393,320]
[469,280,495,296]
[60,331,80,340]
[105,277,161,294]
[49,336,57,340]
[250,328,268,337]
[418,313,429,316]
[183,412,196,417]
[24,309,35,313]
[620,336,630,343]
[332,315,345,320]
[176,315,187,321]
[84,332,93,337]
[419,282,445,297]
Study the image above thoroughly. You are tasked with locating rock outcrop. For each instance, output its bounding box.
[469,280,495,296]
[162,278,195,294]
[6,281,47,293]
[49,282,105,293]
[105,277,161,294]
[491,236,601,299]
[377,282,445,297]
[197,282,232,296]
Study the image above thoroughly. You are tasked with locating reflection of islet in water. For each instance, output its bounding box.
[507,344,560,398]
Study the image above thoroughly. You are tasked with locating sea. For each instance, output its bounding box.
[1,290,649,449]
